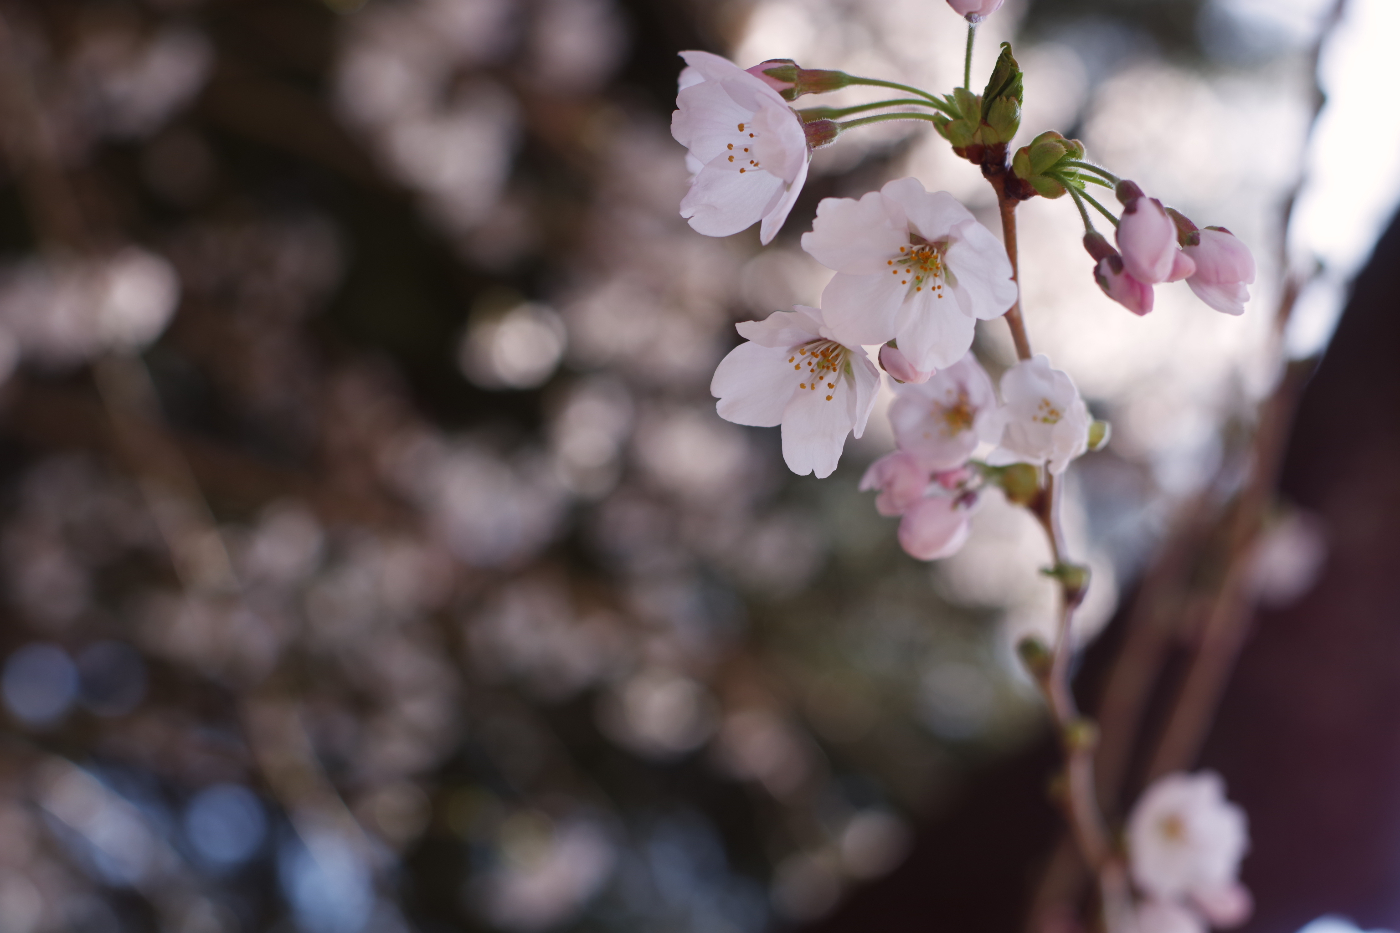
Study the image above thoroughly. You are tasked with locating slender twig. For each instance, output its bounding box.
[846,76,955,115]
[990,174,1032,361]
[964,22,977,90]
[1065,186,1095,234]
[836,111,943,130]
[1064,160,1120,185]
[1079,190,1119,228]
[800,98,944,120]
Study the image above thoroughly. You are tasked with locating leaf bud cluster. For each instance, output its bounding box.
[1009,131,1086,199]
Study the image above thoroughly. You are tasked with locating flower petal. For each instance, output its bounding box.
[734,305,822,347]
[849,350,881,438]
[945,219,1018,320]
[680,160,785,238]
[888,180,974,241]
[759,156,809,245]
[893,289,977,372]
[818,272,906,348]
[897,496,973,560]
[712,341,795,427]
[780,378,856,478]
[801,190,906,273]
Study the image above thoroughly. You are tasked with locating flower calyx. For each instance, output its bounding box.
[747,60,854,101]
[1016,635,1053,680]
[1009,131,1087,200]
[1041,561,1091,606]
[802,118,840,150]
[980,461,1041,508]
[934,42,1022,170]
[1166,207,1202,248]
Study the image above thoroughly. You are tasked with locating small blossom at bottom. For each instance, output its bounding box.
[711,305,880,479]
[992,355,1091,475]
[888,351,999,470]
[1120,900,1208,933]
[897,494,977,560]
[859,451,931,517]
[1192,882,1253,929]
[1127,771,1249,904]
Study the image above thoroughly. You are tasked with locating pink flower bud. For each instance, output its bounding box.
[1166,250,1196,282]
[1097,254,1153,316]
[946,0,1005,22]
[1094,257,1154,316]
[859,451,930,517]
[746,60,797,94]
[1116,194,1179,284]
[1182,227,1255,316]
[934,466,972,490]
[879,344,934,384]
[898,495,975,561]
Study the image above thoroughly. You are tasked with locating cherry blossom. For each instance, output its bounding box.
[888,352,999,470]
[859,451,930,516]
[1095,257,1155,316]
[1121,899,1208,933]
[1183,228,1255,316]
[711,305,879,478]
[802,177,1017,372]
[1117,187,1194,285]
[672,51,811,245]
[1127,772,1249,906]
[946,0,1005,22]
[993,355,1090,475]
[897,494,977,560]
[878,343,933,384]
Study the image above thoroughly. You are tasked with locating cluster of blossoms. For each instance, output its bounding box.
[1126,772,1252,933]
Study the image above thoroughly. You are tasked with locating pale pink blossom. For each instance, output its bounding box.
[888,352,999,470]
[711,305,879,478]
[1117,193,1180,285]
[878,343,933,384]
[1095,257,1155,316]
[993,355,1090,475]
[859,451,930,516]
[746,59,795,95]
[1183,228,1255,316]
[1192,882,1253,929]
[946,0,1005,22]
[802,177,1017,372]
[1127,771,1249,906]
[672,51,810,245]
[898,494,976,560]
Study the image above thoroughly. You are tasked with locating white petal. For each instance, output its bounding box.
[801,190,906,274]
[818,272,906,347]
[759,156,809,245]
[680,161,785,238]
[885,180,974,241]
[678,50,749,82]
[672,79,752,159]
[781,379,855,478]
[849,351,881,438]
[1187,277,1249,316]
[734,306,822,347]
[894,290,977,372]
[945,219,1018,320]
[750,100,808,185]
[712,341,795,427]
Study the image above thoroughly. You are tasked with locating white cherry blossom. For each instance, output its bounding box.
[992,355,1090,475]
[859,451,930,517]
[672,51,811,245]
[711,305,879,478]
[1119,899,1208,933]
[888,351,999,470]
[1127,771,1249,906]
[801,177,1017,372]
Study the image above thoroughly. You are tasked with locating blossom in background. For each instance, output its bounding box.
[946,0,1005,22]
[898,493,977,560]
[888,352,999,470]
[859,451,930,517]
[1121,898,1208,933]
[672,51,811,245]
[711,305,879,478]
[802,177,1017,372]
[1183,228,1255,316]
[1094,256,1155,316]
[1128,771,1250,928]
[993,355,1091,475]
[878,343,933,384]
[1116,184,1195,285]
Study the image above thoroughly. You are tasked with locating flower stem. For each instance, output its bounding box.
[964,22,977,90]
[846,77,955,114]
[800,98,944,120]
[1064,160,1120,185]
[1066,186,1096,234]
[990,174,1032,362]
[1080,189,1120,228]
[835,111,943,131]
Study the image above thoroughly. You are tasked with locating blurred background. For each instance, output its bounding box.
[0,0,1395,931]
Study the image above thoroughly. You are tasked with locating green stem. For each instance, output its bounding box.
[836,112,943,131]
[800,98,944,120]
[846,77,955,114]
[964,22,977,90]
[1079,189,1120,228]
[1075,173,1112,189]
[1064,160,1120,185]
[1065,185,1095,234]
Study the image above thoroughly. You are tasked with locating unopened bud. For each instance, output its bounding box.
[1009,132,1088,200]
[1165,207,1202,247]
[1041,562,1091,606]
[1088,420,1111,451]
[1016,635,1052,679]
[751,61,854,101]
[1115,179,1146,206]
[1082,232,1118,262]
[979,43,1022,145]
[803,119,840,149]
